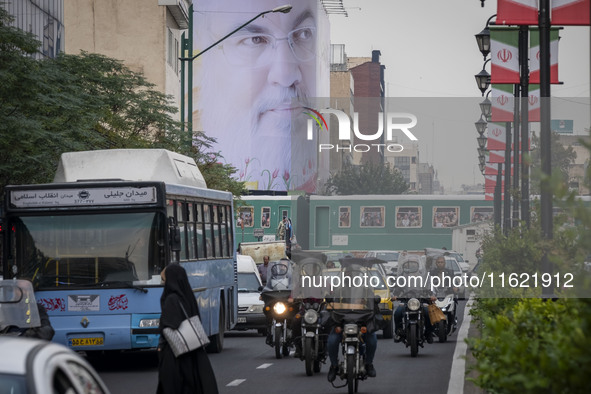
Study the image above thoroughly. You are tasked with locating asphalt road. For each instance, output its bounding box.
[91,300,469,394]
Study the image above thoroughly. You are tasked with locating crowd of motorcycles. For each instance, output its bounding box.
[258,251,460,394]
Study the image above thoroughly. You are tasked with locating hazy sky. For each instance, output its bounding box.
[328,0,590,192]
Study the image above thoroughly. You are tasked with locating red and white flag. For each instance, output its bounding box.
[490,27,520,83]
[487,122,508,151]
[552,0,590,25]
[528,84,540,121]
[491,84,515,122]
[529,27,560,84]
[497,0,539,25]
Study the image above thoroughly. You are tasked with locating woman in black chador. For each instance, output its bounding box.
[157,264,219,394]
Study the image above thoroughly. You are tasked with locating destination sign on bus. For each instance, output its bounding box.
[10,186,157,208]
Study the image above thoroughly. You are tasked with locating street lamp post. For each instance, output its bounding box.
[475,14,496,60]
[475,59,492,96]
[179,4,293,146]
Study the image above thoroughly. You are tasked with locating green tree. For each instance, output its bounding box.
[528,130,577,194]
[324,161,408,195]
[0,8,244,197]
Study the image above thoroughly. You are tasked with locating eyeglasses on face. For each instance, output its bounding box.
[218,26,317,67]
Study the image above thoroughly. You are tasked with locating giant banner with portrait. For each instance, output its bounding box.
[192,0,330,192]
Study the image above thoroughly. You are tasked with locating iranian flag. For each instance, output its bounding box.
[497,0,539,25]
[490,27,520,83]
[529,27,560,84]
[487,122,508,151]
[485,175,506,200]
[528,84,540,121]
[552,0,590,25]
[485,161,498,175]
[491,84,515,122]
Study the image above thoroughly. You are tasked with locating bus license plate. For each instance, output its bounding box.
[69,337,104,347]
[237,317,247,323]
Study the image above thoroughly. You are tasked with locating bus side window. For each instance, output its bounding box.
[195,203,205,259]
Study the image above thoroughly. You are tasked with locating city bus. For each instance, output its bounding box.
[1,149,237,354]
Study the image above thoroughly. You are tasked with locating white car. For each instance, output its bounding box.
[235,255,266,334]
[446,251,470,273]
[0,336,111,394]
[364,250,400,276]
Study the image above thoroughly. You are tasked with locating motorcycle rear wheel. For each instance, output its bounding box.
[438,320,447,343]
[346,353,356,394]
[274,326,282,359]
[304,337,314,376]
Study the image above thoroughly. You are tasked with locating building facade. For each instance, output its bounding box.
[1,0,65,59]
[63,0,190,121]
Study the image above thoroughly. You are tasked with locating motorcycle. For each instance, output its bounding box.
[397,296,430,357]
[326,258,381,394]
[298,299,327,375]
[260,259,296,359]
[432,290,457,343]
[290,252,330,375]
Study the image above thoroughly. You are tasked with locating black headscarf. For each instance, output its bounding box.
[160,264,199,318]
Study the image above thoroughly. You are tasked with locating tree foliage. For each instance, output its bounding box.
[323,161,408,195]
[528,130,577,194]
[0,7,244,198]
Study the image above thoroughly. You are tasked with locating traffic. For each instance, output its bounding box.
[1,150,474,393]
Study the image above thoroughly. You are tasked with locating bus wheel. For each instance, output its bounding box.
[207,306,225,353]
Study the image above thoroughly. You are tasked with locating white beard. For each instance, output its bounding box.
[196,62,316,191]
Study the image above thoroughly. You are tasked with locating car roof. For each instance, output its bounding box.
[0,336,111,394]
[0,336,41,374]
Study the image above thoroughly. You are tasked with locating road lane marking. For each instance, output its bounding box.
[227,379,246,387]
[257,363,273,369]
[447,295,473,394]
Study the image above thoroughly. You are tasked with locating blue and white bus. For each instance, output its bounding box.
[1,149,237,353]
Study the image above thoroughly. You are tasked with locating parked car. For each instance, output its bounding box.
[0,336,111,394]
[364,250,400,276]
[235,254,266,334]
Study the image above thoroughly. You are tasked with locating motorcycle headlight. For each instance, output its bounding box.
[304,309,319,324]
[273,302,287,315]
[407,298,421,311]
[248,304,264,313]
[344,323,358,335]
[441,306,447,312]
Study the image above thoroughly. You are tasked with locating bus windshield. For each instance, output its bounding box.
[10,212,166,289]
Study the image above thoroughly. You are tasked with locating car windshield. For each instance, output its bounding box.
[0,373,26,394]
[238,273,261,292]
[446,258,462,274]
[449,252,464,262]
[374,252,399,261]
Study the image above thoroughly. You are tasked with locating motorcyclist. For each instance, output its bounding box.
[326,263,380,382]
[392,254,434,344]
[0,279,55,341]
[290,253,327,359]
[261,259,297,347]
